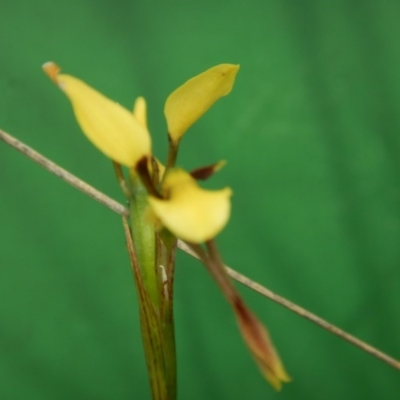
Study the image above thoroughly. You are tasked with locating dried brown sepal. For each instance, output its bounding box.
[190,241,290,391]
[233,298,291,391]
[190,160,227,180]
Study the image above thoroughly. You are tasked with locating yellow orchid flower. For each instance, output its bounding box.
[42,62,235,242]
[148,169,232,243]
[42,62,291,392]
[42,62,151,167]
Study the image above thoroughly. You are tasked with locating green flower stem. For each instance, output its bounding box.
[129,175,160,307]
[162,300,176,400]
[157,231,178,399]
[138,291,169,400]
[123,218,168,400]
[126,175,177,400]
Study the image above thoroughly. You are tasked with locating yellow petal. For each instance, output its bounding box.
[148,169,232,243]
[133,96,148,129]
[131,97,166,180]
[164,64,240,142]
[43,62,151,167]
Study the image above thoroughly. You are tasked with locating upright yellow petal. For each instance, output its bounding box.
[43,62,151,167]
[164,64,240,142]
[133,96,148,129]
[148,169,232,243]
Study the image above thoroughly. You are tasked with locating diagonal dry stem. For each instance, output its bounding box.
[1,128,399,371]
[0,129,127,216]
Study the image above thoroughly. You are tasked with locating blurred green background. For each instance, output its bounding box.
[1,1,400,399]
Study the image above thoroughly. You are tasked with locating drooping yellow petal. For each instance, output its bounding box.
[148,169,232,243]
[43,62,151,167]
[164,64,240,142]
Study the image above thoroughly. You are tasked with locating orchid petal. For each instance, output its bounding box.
[43,62,151,167]
[164,64,239,142]
[148,169,231,242]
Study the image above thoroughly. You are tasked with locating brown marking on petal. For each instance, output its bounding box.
[136,155,150,176]
[136,156,163,199]
[150,156,160,186]
[42,62,60,84]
